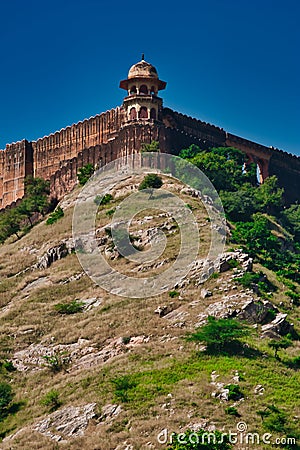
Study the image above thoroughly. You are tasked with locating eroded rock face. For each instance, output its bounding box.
[11,336,150,373]
[261,313,294,338]
[33,243,69,270]
[176,249,253,287]
[32,403,97,441]
[195,295,277,326]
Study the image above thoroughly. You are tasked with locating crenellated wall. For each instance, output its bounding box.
[0,104,299,209]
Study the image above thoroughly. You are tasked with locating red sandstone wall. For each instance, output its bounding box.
[0,140,33,209]
[33,107,125,180]
[0,104,299,210]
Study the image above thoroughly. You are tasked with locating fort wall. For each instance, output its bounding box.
[0,106,299,209]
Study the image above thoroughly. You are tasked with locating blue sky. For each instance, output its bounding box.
[0,0,299,155]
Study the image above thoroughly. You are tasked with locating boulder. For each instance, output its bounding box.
[32,403,97,440]
[261,313,294,338]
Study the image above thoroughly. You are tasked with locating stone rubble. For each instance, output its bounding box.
[11,336,150,373]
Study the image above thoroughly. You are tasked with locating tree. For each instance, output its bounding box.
[231,213,280,262]
[187,316,249,353]
[0,208,23,241]
[138,174,163,199]
[77,163,95,185]
[179,146,257,191]
[281,203,300,242]
[220,183,258,222]
[254,176,284,216]
[23,176,50,216]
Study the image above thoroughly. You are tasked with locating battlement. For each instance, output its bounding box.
[0,58,299,209]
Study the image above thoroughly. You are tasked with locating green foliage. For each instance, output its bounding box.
[268,338,292,359]
[111,375,137,403]
[94,193,113,206]
[0,176,51,244]
[141,141,160,152]
[257,405,287,433]
[0,360,16,373]
[179,146,257,192]
[236,271,276,298]
[40,390,61,412]
[169,290,180,298]
[224,384,243,400]
[281,203,300,242]
[254,176,284,215]
[0,382,13,420]
[221,177,284,222]
[138,174,163,198]
[225,406,240,416]
[232,214,280,260]
[166,428,232,449]
[187,316,249,353]
[106,208,116,217]
[54,300,84,314]
[23,176,50,216]
[0,208,22,242]
[285,290,300,304]
[43,351,70,373]
[77,163,95,185]
[46,206,64,225]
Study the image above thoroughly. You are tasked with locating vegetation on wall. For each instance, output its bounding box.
[0,176,51,243]
[180,145,300,282]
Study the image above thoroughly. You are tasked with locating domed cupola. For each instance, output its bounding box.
[119,55,167,122]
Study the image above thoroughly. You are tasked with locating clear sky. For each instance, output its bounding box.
[0,0,299,155]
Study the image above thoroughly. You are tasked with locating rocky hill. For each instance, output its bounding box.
[0,173,299,450]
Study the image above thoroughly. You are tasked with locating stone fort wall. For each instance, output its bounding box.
[1,106,299,209]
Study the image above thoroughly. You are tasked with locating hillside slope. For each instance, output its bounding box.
[0,176,299,450]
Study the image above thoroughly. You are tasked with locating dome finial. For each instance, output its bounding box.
[141,53,145,61]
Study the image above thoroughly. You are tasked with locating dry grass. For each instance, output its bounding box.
[0,179,299,449]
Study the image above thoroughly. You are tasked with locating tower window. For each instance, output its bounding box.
[139,85,148,95]
[150,108,157,119]
[129,85,137,95]
[129,107,137,120]
[139,107,148,119]
[150,86,156,95]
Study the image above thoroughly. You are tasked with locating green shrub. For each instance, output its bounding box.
[0,382,13,420]
[77,163,94,185]
[106,208,116,217]
[225,406,240,416]
[46,206,64,225]
[54,300,84,314]
[236,271,275,297]
[138,174,163,199]
[169,290,179,298]
[43,351,70,373]
[40,390,61,412]
[141,141,160,152]
[111,375,137,403]
[187,316,249,353]
[224,384,243,401]
[94,193,113,206]
[0,360,16,372]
